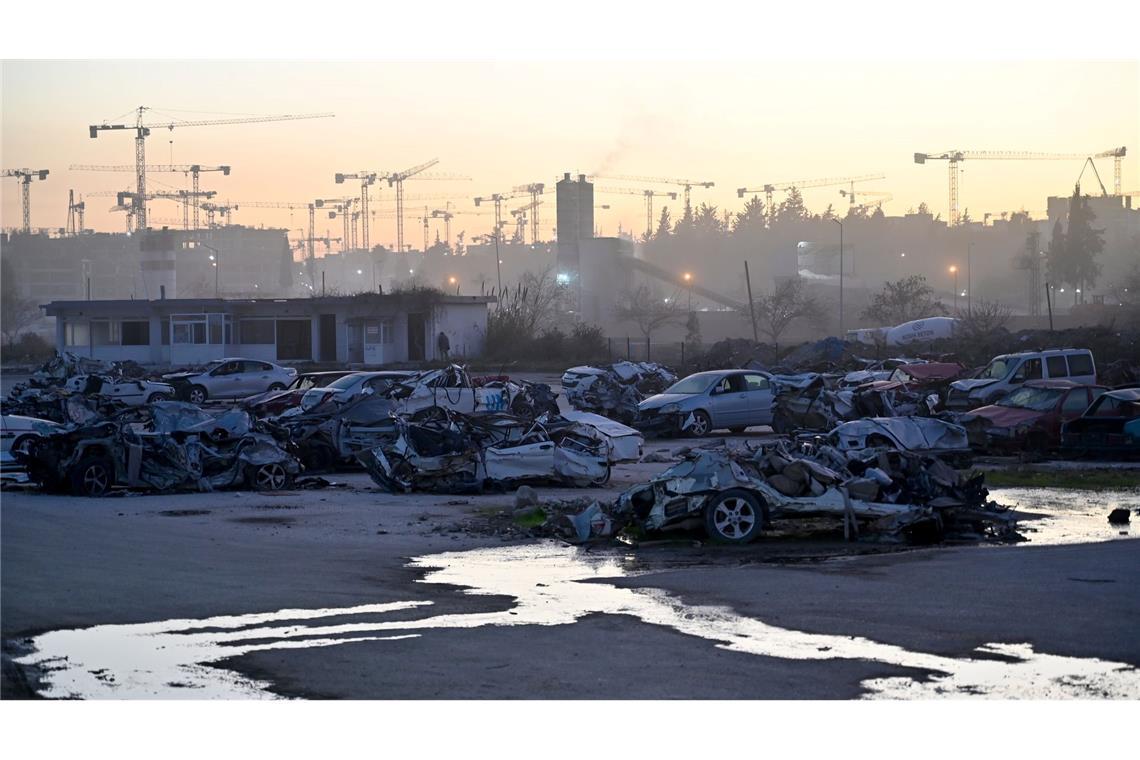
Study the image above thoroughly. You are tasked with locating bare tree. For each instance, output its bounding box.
[862,275,947,325]
[750,278,824,351]
[955,300,1013,342]
[0,260,42,346]
[615,283,686,341]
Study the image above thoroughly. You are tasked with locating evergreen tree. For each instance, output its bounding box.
[1061,187,1104,300]
[732,195,767,233]
[774,187,807,225]
[653,207,672,240]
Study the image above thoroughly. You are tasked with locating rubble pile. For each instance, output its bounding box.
[3,352,167,423]
[562,362,677,423]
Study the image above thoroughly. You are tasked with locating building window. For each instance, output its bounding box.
[161,317,170,346]
[172,316,208,345]
[65,321,90,347]
[121,321,150,346]
[92,320,121,346]
[239,319,275,344]
[208,314,233,345]
[365,320,393,345]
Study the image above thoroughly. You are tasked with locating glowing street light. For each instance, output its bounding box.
[949,265,959,313]
[683,272,693,310]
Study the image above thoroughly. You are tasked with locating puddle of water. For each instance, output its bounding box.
[991,487,1138,546]
[16,541,1140,700]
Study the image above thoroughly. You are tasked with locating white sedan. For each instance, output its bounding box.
[63,375,175,405]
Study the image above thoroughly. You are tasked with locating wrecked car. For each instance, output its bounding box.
[636,369,775,437]
[62,375,175,406]
[294,370,416,413]
[1061,388,1140,459]
[16,401,300,496]
[945,349,1096,411]
[163,358,298,404]
[615,441,1010,544]
[1,414,63,482]
[840,358,927,388]
[379,365,553,417]
[358,410,611,493]
[828,417,971,464]
[562,361,677,423]
[957,380,1107,453]
[242,370,356,417]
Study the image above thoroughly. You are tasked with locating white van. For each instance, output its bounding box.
[946,348,1096,410]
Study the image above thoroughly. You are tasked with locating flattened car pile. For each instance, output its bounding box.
[561,361,677,423]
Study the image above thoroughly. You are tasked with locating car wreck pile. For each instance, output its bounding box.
[561,361,677,423]
[543,438,1015,545]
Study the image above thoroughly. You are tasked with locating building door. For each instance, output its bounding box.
[276,319,313,361]
[319,314,337,362]
[407,313,426,361]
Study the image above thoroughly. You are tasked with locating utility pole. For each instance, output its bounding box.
[967,241,974,314]
[831,218,844,335]
[744,260,759,342]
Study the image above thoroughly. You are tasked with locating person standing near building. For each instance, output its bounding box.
[437,330,450,362]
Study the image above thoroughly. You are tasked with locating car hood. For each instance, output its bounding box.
[243,388,298,407]
[638,393,693,411]
[950,378,999,395]
[162,371,200,382]
[966,405,1044,429]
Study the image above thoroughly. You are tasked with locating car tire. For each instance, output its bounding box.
[247,462,292,491]
[11,434,37,458]
[704,488,765,544]
[267,383,286,392]
[187,385,208,405]
[687,410,712,437]
[146,392,172,403]
[70,454,115,497]
[589,464,612,487]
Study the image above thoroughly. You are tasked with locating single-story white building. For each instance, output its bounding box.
[41,292,495,367]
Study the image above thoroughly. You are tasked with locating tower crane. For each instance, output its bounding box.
[326,199,358,253]
[590,174,713,217]
[595,187,677,239]
[70,163,231,230]
[838,189,892,208]
[387,158,439,255]
[509,199,543,244]
[198,201,237,228]
[66,190,86,236]
[430,206,492,251]
[3,168,50,233]
[87,106,332,230]
[335,172,379,251]
[913,147,1126,226]
[737,174,885,225]
[512,183,547,243]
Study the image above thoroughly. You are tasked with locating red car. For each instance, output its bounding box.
[242,371,355,417]
[961,379,1107,452]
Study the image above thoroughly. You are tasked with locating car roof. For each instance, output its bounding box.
[1103,388,1140,401]
[302,370,353,377]
[992,348,1092,359]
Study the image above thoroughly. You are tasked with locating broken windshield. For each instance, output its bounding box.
[998,386,1063,411]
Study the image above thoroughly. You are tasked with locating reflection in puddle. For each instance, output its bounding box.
[993,487,1138,546]
[17,542,1140,700]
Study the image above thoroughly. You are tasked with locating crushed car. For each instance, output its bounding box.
[1061,388,1140,459]
[955,380,1107,453]
[613,440,1012,544]
[357,409,612,493]
[16,401,300,496]
[827,417,971,465]
[562,361,677,423]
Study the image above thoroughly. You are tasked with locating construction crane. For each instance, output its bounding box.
[430,205,492,251]
[595,187,678,239]
[913,147,1126,225]
[198,201,237,228]
[3,168,50,233]
[326,199,358,253]
[590,174,714,217]
[386,158,439,255]
[335,172,379,251]
[737,174,885,226]
[838,189,892,208]
[101,189,217,232]
[70,163,232,230]
[512,183,547,243]
[66,191,86,236]
[87,106,332,230]
[509,199,543,244]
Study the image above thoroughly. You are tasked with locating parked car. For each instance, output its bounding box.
[636,369,775,437]
[959,380,1106,452]
[1061,388,1140,458]
[163,358,298,404]
[1,414,63,480]
[946,348,1096,410]
[242,371,356,417]
[297,371,416,412]
[839,358,927,388]
[62,375,175,405]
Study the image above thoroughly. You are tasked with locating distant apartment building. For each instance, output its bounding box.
[40,292,493,367]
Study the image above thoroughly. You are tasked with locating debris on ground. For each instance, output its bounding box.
[1108,508,1131,525]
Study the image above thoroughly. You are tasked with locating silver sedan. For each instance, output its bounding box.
[636,369,776,436]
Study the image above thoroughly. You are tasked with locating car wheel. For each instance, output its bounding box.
[589,464,612,487]
[687,410,712,437]
[704,488,765,544]
[267,383,286,392]
[146,392,172,403]
[11,434,37,458]
[248,462,291,491]
[187,385,208,404]
[71,455,115,497]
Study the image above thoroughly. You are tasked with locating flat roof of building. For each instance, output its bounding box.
[41,292,497,315]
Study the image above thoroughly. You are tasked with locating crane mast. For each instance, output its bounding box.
[3,168,50,233]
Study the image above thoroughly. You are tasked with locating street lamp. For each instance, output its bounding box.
[831,219,844,335]
[949,265,959,313]
[967,241,973,314]
[683,272,693,311]
[188,240,221,297]
[448,275,459,295]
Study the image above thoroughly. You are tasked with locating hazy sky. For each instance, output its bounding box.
[3,60,1137,244]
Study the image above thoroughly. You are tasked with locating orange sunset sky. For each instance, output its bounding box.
[3,59,1137,248]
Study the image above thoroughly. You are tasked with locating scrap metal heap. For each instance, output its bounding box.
[3,352,158,423]
[562,362,678,424]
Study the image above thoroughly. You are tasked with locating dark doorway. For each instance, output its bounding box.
[407,313,426,361]
[319,314,337,362]
[276,319,313,360]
